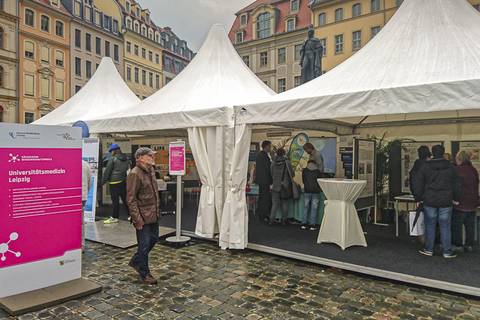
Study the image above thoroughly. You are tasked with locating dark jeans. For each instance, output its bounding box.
[131,222,159,279]
[270,191,289,221]
[257,184,272,220]
[424,206,452,254]
[110,181,127,219]
[452,210,476,247]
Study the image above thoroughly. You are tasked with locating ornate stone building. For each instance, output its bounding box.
[61,0,124,95]
[0,0,19,122]
[160,26,193,85]
[229,0,312,93]
[19,0,71,124]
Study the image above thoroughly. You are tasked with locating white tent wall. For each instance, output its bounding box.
[220,124,252,249]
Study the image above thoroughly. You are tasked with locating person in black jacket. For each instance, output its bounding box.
[412,145,460,258]
[255,141,273,222]
[270,148,294,225]
[409,145,431,194]
[302,160,322,230]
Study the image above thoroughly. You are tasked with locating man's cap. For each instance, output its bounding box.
[135,147,156,159]
[108,143,120,152]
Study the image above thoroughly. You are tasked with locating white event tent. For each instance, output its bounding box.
[236,0,480,129]
[34,57,140,126]
[88,24,275,249]
[223,0,480,247]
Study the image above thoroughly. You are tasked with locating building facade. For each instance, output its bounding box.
[309,0,480,73]
[19,0,71,124]
[229,0,312,93]
[116,0,163,100]
[61,0,124,95]
[0,0,19,122]
[160,27,193,85]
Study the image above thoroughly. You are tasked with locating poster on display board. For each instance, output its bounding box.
[353,139,376,206]
[287,133,337,184]
[82,138,99,222]
[0,124,82,298]
[401,141,442,193]
[169,141,186,176]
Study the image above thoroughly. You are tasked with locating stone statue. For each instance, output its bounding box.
[300,27,323,84]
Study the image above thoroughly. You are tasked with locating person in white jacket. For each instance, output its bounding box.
[82,160,92,250]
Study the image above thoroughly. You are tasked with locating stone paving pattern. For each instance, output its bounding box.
[1,241,479,320]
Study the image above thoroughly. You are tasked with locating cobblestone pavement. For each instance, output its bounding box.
[1,241,480,320]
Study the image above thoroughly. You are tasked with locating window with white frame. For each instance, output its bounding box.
[291,0,299,12]
[256,12,271,39]
[25,74,35,96]
[126,65,131,81]
[240,14,248,26]
[55,21,64,37]
[24,112,35,124]
[25,9,34,27]
[371,0,380,12]
[277,78,286,93]
[334,8,343,22]
[236,31,244,44]
[85,5,92,21]
[352,30,361,50]
[41,15,50,32]
[335,34,343,54]
[318,12,326,26]
[242,55,249,67]
[126,18,132,29]
[294,76,301,87]
[286,18,295,32]
[371,26,381,38]
[277,47,286,64]
[41,46,49,63]
[352,3,361,17]
[95,11,101,26]
[74,1,81,16]
[40,78,50,98]
[55,50,64,67]
[260,51,268,67]
[55,81,64,101]
[25,41,35,59]
[319,38,326,56]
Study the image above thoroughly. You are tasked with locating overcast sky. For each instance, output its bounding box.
[138,0,254,52]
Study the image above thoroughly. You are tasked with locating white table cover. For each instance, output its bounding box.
[317,179,367,250]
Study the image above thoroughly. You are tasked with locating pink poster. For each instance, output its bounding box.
[0,148,82,268]
[0,124,83,298]
[169,142,185,175]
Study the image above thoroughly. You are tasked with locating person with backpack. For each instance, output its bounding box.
[102,144,130,224]
[302,160,322,231]
[270,148,294,225]
[412,145,461,258]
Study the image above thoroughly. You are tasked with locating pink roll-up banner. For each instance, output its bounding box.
[169,141,186,176]
[0,124,82,298]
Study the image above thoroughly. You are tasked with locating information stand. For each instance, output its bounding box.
[0,124,101,315]
[166,141,190,244]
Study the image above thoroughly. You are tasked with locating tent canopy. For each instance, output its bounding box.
[34,57,140,126]
[236,0,480,129]
[88,24,275,134]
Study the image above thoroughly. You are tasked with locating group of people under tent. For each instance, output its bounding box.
[410,145,479,258]
[254,140,329,231]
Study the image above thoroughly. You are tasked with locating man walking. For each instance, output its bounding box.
[412,145,460,258]
[255,141,273,222]
[303,143,324,172]
[102,144,130,224]
[127,147,160,284]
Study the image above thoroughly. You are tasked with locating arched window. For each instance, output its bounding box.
[25,9,35,27]
[335,8,343,22]
[0,66,4,88]
[0,27,3,49]
[352,3,361,17]
[256,12,271,39]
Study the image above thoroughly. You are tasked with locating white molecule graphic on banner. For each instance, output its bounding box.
[0,232,21,262]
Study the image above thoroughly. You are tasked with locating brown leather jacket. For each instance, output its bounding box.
[126,164,159,226]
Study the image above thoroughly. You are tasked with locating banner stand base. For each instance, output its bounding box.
[0,278,102,316]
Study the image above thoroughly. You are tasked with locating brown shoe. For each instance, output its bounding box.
[128,260,140,275]
[142,274,157,285]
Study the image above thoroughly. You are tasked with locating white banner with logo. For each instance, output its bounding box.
[82,138,99,222]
